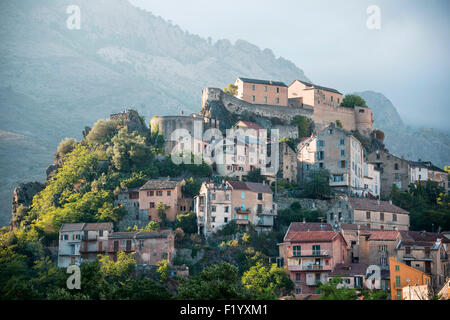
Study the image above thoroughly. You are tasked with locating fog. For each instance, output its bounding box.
[129,0,450,131]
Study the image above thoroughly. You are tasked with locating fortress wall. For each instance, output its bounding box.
[354,106,374,135]
[202,88,313,123]
[313,104,357,131]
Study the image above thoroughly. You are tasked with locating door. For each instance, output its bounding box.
[114,241,119,252]
[98,241,103,252]
[126,240,132,252]
[425,261,431,274]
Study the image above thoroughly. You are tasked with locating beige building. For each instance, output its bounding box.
[297,135,317,183]
[234,77,288,106]
[288,80,373,135]
[363,162,381,198]
[316,124,365,195]
[366,149,411,199]
[326,197,410,231]
[277,141,298,183]
[408,160,448,190]
[395,231,450,290]
[139,179,192,222]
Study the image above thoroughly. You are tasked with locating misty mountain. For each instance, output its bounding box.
[0,0,447,226]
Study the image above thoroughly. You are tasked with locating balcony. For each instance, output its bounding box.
[256,219,272,227]
[235,207,251,214]
[256,209,277,216]
[287,264,330,271]
[329,174,349,187]
[289,249,331,258]
[235,218,249,225]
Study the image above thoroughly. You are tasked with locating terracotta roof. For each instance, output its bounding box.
[285,230,342,243]
[236,121,263,130]
[238,77,287,87]
[340,223,370,231]
[347,198,409,215]
[360,230,399,241]
[140,179,181,190]
[289,222,333,232]
[226,181,272,194]
[329,263,367,277]
[399,231,450,244]
[83,222,113,231]
[60,223,85,232]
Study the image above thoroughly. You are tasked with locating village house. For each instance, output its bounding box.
[326,197,410,231]
[57,222,113,267]
[408,160,448,190]
[194,182,232,237]
[278,140,298,183]
[327,263,368,289]
[115,187,149,230]
[389,256,432,300]
[366,149,411,198]
[288,80,343,108]
[358,230,400,269]
[279,222,348,296]
[297,135,317,183]
[395,231,450,290]
[234,77,288,106]
[315,124,366,196]
[139,178,192,222]
[363,162,381,198]
[107,230,175,265]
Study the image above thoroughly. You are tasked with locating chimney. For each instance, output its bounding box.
[377,199,380,206]
[389,200,392,205]
[303,218,306,224]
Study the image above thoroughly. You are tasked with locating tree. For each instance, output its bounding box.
[317,277,358,300]
[241,262,293,299]
[86,119,119,144]
[291,115,312,138]
[98,251,136,279]
[144,221,160,231]
[177,262,249,299]
[182,177,201,198]
[176,211,197,234]
[245,168,267,183]
[223,84,238,96]
[157,259,170,282]
[335,120,343,128]
[340,94,367,109]
[156,202,169,225]
[303,169,332,199]
[56,138,77,158]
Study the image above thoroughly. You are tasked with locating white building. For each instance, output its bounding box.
[363,163,381,198]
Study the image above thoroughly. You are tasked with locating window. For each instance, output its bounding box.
[99,230,103,237]
[63,234,68,241]
[337,98,340,104]
[319,162,324,168]
[241,192,245,199]
[224,217,228,223]
[392,214,397,222]
[252,84,255,91]
[395,265,400,271]
[295,273,301,281]
[149,202,155,208]
[366,211,371,219]
[225,194,229,201]
[317,151,324,160]
[252,95,255,102]
[312,245,321,255]
[264,86,267,92]
[211,194,216,200]
[276,87,280,93]
[257,193,263,200]
[156,190,163,196]
[293,245,301,256]
[276,97,280,104]
[405,246,411,254]
[211,217,215,223]
[340,160,346,168]
[317,140,325,147]
[212,206,216,212]
[394,163,399,170]
[424,247,430,256]
[225,206,229,213]
[341,149,345,157]
[167,190,171,196]
[340,138,345,145]
[257,204,263,214]
[395,276,401,287]
[295,288,301,294]
[396,289,402,300]
[331,96,333,102]
[264,97,267,103]
[380,212,384,221]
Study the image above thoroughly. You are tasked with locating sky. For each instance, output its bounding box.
[128,0,450,131]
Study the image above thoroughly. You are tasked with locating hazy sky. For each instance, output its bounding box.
[128,0,450,131]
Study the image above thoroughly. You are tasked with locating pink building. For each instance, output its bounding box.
[138,179,192,222]
[107,230,175,265]
[279,222,348,296]
[234,77,288,106]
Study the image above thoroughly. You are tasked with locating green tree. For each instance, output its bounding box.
[177,262,249,299]
[317,277,358,300]
[86,119,119,144]
[157,259,170,282]
[98,251,137,278]
[56,138,77,158]
[291,115,312,138]
[246,168,267,183]
[156,202,169,226]
[303,169,332,199]
[340,94,367,109]
[224,84,238,96]
[335,120,343,128]
[144,221,160,231]
[176,211,198,234]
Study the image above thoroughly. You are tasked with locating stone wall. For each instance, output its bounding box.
[275,196,333,212]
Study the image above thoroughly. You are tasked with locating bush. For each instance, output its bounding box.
[86,119,119,144]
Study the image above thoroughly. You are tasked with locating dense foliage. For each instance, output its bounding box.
[340,94,367,109]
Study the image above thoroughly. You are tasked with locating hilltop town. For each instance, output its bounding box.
[2,77,449,301]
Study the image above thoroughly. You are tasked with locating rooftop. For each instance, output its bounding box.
[83,222,114,231]
[284,230,342,243]
[226,181,272,194]
[347,198,409,215]
[140,178,181,190]
[408,160,446,173]
[399,231,450,246]
[329,263,368,277]
[60,223,85,232]
[360,230,400,241]
[237,77,287,87]
[293,79,342,95]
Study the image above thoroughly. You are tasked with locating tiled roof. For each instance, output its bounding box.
[135,231,171,239]
[399,231,450,245]
[236,121,263,130]
[294,80,341,95]
[140,179,181,190]
[60,223,85,232]
[83,222,113,231]
[360,230,399,241]
[347,198,409,215]
[289,222,333,232]
[340,223,370,231]
[329,263,368,277]
[238,77,287,87]
[108,232,136,239]
[226,181,272,194]
[285,230,341,243]
[408,160,446,173]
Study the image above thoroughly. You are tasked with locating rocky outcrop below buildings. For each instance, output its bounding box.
[10,181,45,229]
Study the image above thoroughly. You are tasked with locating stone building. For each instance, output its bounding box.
[366,149,411,198]
[107,230,175,265]
[316,124,365,195]
[288,80,373,135]
[395,231,450,290]
[328,263,368,289]
[408,160,448,190]
[115,187,148,230]
[139,178,192,222]
[297,135,318,183]
[234,77,288,106]
[79,223,113,262]
[326,197,410,231]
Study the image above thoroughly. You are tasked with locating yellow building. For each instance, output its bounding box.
[389,256,431,300]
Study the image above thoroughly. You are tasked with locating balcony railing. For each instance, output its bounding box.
[287,264,330,271]
[289,249,330,257]
[235,207,251,214]
[256,209,276,216]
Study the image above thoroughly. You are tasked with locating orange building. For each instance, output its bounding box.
[389,256,431,300]
[234,77,288,106]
